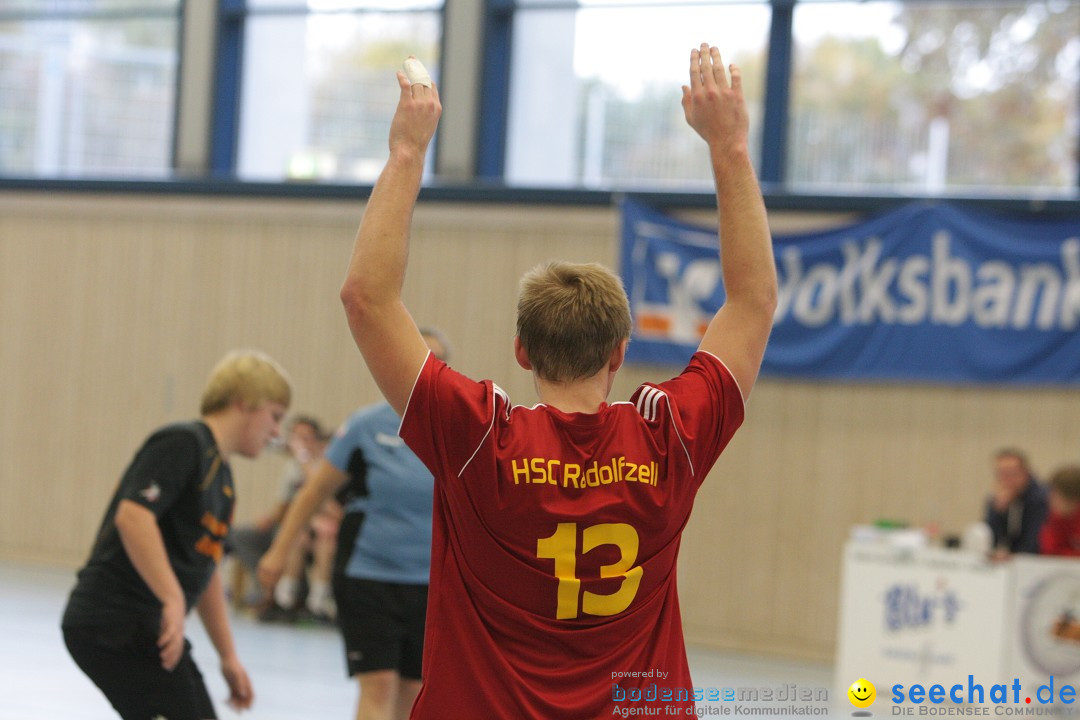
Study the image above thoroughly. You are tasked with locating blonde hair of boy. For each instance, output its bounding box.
[516,262,632,382]
[200,350,292,416]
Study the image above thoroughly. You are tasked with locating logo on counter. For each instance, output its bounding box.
[1020,574,1080,677]
[883,582,960,631]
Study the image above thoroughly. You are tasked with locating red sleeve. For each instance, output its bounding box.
[400,353,499,479]
[1040,512,1080,556]
[644,351,745,481]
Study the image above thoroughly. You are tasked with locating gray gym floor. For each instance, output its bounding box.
[0,560,835,719]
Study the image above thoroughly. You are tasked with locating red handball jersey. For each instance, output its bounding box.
[400,351,745,719]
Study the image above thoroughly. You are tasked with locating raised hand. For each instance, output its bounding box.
[681,43,749,154]
[388,69,442,158]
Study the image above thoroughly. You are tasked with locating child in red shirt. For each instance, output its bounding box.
[1039,466,1080,556]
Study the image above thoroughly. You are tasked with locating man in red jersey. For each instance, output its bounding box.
[339,44,777,719]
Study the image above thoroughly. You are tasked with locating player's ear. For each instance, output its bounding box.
[608,338,628,373]
[513,336,532,371]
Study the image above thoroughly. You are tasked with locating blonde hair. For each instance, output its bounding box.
[200,350,292,416]
[516,262,632,382]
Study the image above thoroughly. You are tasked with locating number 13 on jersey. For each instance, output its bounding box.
[536,522,643,620]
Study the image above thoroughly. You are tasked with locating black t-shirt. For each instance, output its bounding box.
[62,421,234,627]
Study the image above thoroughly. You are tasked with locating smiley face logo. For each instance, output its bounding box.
[848,678,876,708]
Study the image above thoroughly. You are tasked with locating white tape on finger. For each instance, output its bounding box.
[403,57,432,88]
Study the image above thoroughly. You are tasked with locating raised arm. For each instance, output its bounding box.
[340,67,442,415]
[682,44,778,401]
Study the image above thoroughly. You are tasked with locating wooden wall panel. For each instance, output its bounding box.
[1,190,1077,664]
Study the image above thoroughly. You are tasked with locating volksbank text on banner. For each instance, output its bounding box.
[620,200,1080,385]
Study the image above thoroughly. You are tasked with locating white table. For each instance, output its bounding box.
[835,542,1080,709]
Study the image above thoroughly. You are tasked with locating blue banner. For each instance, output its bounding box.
[620,199,1080,384]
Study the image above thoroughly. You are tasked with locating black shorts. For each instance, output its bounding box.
[63,621,216,720]
[332,575,428,680]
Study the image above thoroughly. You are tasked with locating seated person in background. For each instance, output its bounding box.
[1039,466,1080,557]
[229,415,340,620]
[985,448,1048,557]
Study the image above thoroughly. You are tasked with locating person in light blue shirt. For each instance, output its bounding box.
[329,402,433,583]
[259,328,448,720]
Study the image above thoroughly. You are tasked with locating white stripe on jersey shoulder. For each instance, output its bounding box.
[396,350,433,438]
[650,388,664,421]
[634,384,695,477]
[458,381,510,478]
[635,385,665,422]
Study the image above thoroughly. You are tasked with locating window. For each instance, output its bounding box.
[505,1,771,189]
[788,1,1079,194]
[0,0,181,178]
[237,0,443,182]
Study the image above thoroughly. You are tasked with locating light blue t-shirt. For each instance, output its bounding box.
[325,402,433,584]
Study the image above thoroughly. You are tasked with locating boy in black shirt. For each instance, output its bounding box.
[62,350,291,720]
